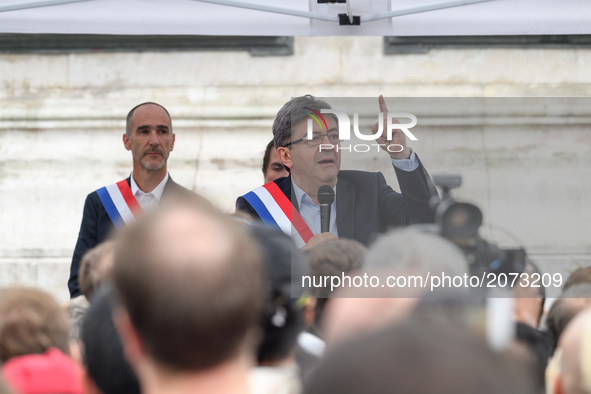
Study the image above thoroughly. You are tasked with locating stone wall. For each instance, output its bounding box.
[1,36,590,302]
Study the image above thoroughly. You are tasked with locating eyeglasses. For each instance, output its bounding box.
[283,132,343,147]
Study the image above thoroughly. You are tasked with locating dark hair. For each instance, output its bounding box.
[79,240,115,299]
[258,299,303,364]
[125,102,172,136]
[248,225,307,364]
[514,322,553,392]
[262,140,289,181]
[272,95,333,149]
[262,140,275,175]
[112,202,263,371]
[563,265,591,290]
[305,319,536,394]
[307,239,366,298]
[0,287,70,363]
[524,259,546,323]
[545,284,591,351]
[306,239,366,329]
[82,285,140,394]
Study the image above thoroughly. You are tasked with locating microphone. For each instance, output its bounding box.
[317,185,335,233]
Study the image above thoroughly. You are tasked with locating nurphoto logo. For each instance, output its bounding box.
[305,108,418,153]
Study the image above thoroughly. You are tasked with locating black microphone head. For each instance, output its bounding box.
[317,185,335,205]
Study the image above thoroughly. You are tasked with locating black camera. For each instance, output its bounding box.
[429,174,526,280]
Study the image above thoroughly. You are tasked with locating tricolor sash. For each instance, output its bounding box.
[96,179,141,231]
[242,182,314,248]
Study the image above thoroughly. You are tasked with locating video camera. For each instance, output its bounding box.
[429,174,526,280]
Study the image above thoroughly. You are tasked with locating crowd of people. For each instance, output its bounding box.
[0,96,588,393]
[2,203,591,394]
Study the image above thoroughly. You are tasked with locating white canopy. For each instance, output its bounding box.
[0,0,589,36]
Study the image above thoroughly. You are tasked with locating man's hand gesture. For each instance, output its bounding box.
[374,95,411,160]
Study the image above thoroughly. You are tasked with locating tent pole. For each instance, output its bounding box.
[0,0,90,13]
[192,0,339,22]
[362,0,495,22]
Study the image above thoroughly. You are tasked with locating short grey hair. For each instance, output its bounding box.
[125,102,172,136]
[272,95,333,149]
[365,228,468,277]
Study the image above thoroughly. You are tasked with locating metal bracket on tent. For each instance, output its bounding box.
[191,0,495,26]
[338,13,360,25]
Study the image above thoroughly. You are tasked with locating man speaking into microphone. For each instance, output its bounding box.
[236,95,436,249]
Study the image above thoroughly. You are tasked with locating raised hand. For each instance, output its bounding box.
[374,95,411,160]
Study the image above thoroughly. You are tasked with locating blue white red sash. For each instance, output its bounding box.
[242,182,314,248]
[96,179,141,230]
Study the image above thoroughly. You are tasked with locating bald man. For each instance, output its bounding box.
[68,102,200,297]
[547,307,591,394]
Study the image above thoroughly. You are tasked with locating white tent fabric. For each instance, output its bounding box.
[0,0,589,36]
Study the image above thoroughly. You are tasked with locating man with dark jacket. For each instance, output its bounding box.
[69,102,197,297]
[237,95,436,248]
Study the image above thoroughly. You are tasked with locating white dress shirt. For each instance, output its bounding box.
[130,172,169,211]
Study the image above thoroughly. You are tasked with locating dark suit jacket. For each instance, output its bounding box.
[68,176,194,298]
[236,160,437,247]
